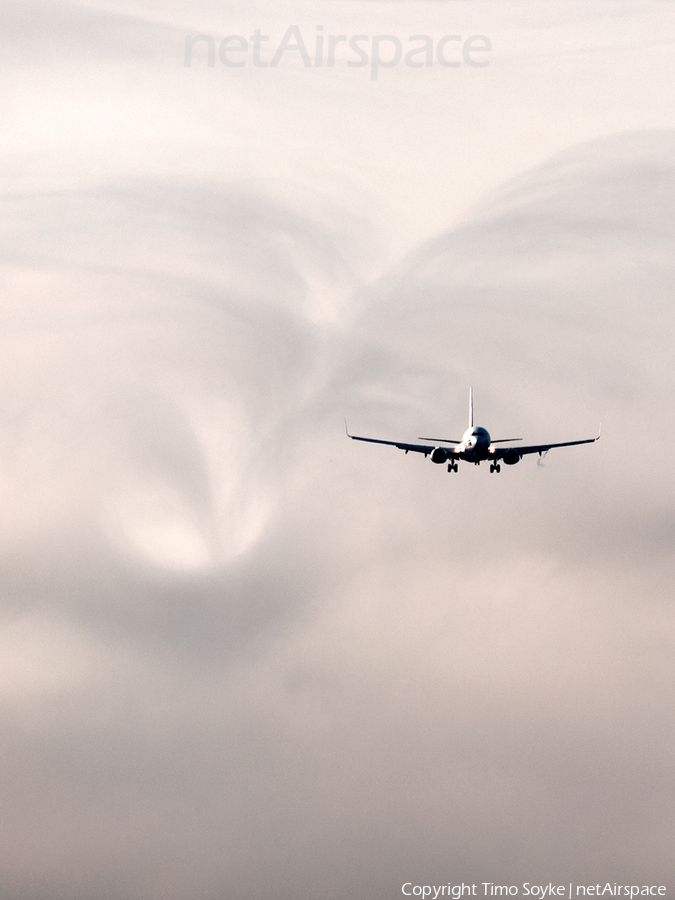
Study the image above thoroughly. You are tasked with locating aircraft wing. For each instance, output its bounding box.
[491,431,600,458]
[346,427,435,456]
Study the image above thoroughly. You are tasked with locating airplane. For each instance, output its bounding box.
[346,388,600,473]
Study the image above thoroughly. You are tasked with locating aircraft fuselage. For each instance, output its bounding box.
[456,426,492,462]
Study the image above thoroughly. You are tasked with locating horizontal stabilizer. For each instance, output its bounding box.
[418,437,461,444]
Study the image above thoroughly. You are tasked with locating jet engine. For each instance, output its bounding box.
[502,448,521,466]
[430,447,448,464]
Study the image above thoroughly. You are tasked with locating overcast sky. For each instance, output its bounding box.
[1,2,675,899]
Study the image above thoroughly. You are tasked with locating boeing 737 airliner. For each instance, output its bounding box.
[346,389,600,473]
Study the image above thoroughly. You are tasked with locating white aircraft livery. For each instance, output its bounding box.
[347,388,600,473]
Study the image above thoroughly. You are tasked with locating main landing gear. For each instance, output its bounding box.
[489,463,501,473]
[447,462,458,473]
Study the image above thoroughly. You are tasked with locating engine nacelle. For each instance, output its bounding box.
[430,447,448,464]
[502,448,521,466]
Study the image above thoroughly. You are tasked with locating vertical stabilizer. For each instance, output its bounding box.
[469,386,474,428]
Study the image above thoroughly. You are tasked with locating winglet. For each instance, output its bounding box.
[595,422,602,441]
[344,418,352,438]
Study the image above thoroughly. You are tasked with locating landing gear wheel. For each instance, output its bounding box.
[447,462,458,473]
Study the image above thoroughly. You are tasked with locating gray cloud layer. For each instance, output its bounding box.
[1,1,675,897]
[1,126,673,900]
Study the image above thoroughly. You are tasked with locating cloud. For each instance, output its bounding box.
[0,178,373,662]
[3,126,675,899]
[336,130,675,541]
[0,0,179,65]
[1,4,675,893]
[287,128,675,889]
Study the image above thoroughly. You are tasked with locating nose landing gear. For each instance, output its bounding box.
[489,463,501,473]
[447,462,458,473]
